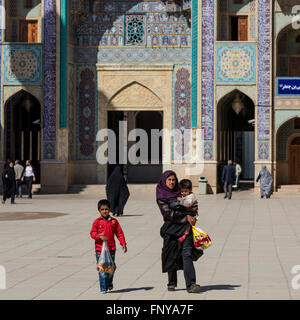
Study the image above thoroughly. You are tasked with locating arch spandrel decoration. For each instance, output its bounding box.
[107,81,162,109]
[216,86,257,105]
[4,86,43,106]
[275,110,300,132]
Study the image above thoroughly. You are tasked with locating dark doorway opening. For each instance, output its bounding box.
[217,91,255,191]
[107,111,163,183]
[5,91,41,183]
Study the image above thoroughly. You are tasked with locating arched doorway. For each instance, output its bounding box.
[4,90,41,182]
[107,110,163,183]
[277,24,300,77]
[288,136,300,184]
[217,90,255,190]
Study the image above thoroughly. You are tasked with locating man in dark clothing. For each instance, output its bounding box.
[222,160,236,200]
[21,160,37,199]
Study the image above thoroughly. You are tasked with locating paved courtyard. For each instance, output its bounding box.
[0,185,300,300]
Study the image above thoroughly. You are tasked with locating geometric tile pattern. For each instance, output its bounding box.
[68,64,75,160]
[76,65,98,160]
[43,0,57,160]
[3,45,42,84]
[216,43,256,84]
[257,0,271,160]
[74,47,191,63]
[172,65,192,161]
[201,0,215,144]
[70,0,190,47]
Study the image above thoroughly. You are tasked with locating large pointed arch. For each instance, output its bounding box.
[107,81,162,109]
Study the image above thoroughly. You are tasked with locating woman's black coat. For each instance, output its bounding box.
[2,167,15,199]
[106,166,130,215]
[157,199,203,273]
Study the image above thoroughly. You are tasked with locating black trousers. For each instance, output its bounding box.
[223,181,232,198]
[167,233,196,288]
[25,177,33,198]
[3,184,15,204]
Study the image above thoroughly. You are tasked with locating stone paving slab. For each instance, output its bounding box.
[0,188,300,300]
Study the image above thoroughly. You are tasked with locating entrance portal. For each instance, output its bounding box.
[4,90,41,182]
[107,111,163,183]
[217,90,255,189]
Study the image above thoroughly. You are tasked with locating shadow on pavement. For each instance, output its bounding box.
[176,284,241,293]
[110,287,154,293]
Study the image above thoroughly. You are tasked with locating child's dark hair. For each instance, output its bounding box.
[98,199,111,210]
[179,179,192,190]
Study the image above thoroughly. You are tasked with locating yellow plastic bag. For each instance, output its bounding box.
[192,225,212,250]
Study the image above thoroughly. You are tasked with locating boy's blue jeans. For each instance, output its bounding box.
[96,250,115,292]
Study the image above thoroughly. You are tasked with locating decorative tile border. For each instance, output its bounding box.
[257,0,271,160]
[172,65,192,161]
[216,43,256,84]
[43,0,57,150]
[3,45,42,84]
[0,0,2,145]
[76,65,98,160]
[68,64,75,160]
[191,0,198,127]
[73,47,191,63]
[201,0,215,143]
[258,141,270,160]
[275,98,300,109]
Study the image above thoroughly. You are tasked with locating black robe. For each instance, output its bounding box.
[106,166,130,215]
[2,167,15,199]
[158,200,203,273]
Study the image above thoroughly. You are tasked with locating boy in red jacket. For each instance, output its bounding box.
[90,199,127,294]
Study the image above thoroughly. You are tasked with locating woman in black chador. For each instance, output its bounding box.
[106,166,130,216]
[2,160,16,204]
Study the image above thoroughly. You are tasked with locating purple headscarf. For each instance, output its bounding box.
[156,170,181,200]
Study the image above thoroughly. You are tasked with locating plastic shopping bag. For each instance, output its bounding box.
[97,241,116,274]
[192,225,212,250]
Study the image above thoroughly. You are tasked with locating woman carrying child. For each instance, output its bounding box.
[156,170,201,293]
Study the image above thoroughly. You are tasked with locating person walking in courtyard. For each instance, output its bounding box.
[222,160,236,199]
[233,161,242,189]
[2,160,16,205]
[106,165,130,216]
[256,165,273,199]
[14,160,24,198]
[90,199,127,294]
[21,160,36,199]
[156,170,201,293]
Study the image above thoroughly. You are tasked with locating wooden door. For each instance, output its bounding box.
[289,57,300,77]
[19,20,38,43]
[238,16,248,41]
[289,146,300,184]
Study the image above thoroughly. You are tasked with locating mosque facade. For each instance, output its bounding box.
[0,0,299,193]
